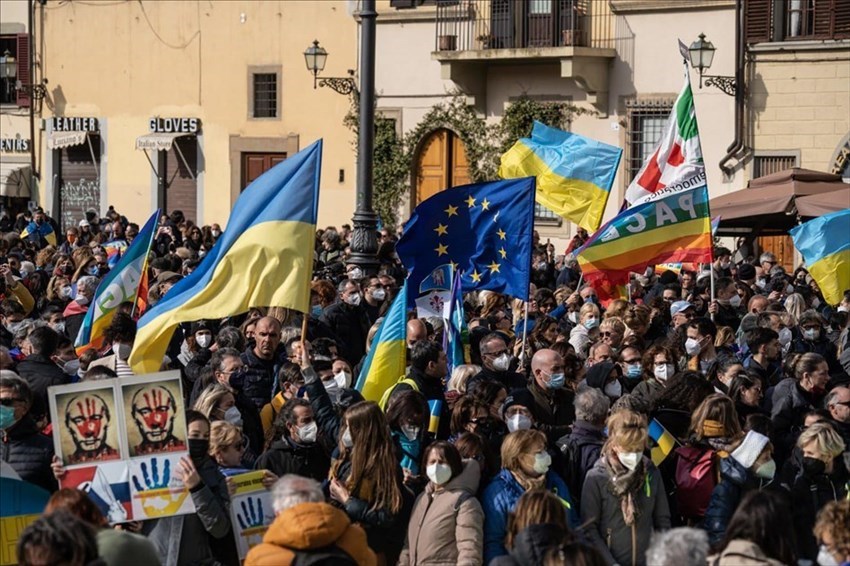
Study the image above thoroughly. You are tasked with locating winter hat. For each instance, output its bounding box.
[585,361,618,391]
[731,430,770,469]
[737,263,756,281]
[501,387,535,418]
[659,270,679,285]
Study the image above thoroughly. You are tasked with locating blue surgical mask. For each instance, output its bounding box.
[583,317,599,330]
[311,305,322,317]
[547,372,565,389]
[0,405,16,430]
[625,363,642,379]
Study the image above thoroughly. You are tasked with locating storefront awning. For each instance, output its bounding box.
[135,132,190,152]
[47,130,88,150]
[0,163,32,198]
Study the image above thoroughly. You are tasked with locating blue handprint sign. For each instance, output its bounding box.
[130,455,194,519]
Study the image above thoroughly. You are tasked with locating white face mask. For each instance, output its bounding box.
[345,293,361,307]
[113,342,131,361]
[196,334,212,349]
[729,294,742,308]
[77,295,90,306]
[817,545,839,566]
[778,327,792,347]
[568,312,579,324]
[617,451,641,471]
[685,337,702,356]
[401,424,420,441]
[341,427,354,448]
[533,451,552,475]
[371,288,386,302]
[223,406,243,427]
[426,463,453,486]
[804,328,820,341]
[60,286,73,299]
[334,370,351,389]
[348,268,364,280]
[604,380,622,399]
[297,421,318,444]
[507,413,532,433]
[63,358,81,375]
[654,363,674,381]
[755,458,776,480]
[492,353,511,372]
[812,297,821,308]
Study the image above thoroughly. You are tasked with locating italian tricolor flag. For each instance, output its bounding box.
[625,78,706,206]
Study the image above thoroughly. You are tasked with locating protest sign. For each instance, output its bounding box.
[0,477,51,565]
[228,471,274,559]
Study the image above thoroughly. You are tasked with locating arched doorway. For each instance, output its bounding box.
[414,128,470,204]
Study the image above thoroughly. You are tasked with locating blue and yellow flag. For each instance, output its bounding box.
[75,209,159,355]
[20,220,57,247]
[356,281,408,402]
[129,140,322,373]
[499,121,622,232]
[443,267,467,375]
[790,208,850,306]
[397,178,536,302]
[649,418,678,466]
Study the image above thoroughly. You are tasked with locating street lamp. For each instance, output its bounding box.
[0,49,16,79]
[687,33,737,96]
[303,40,357,96]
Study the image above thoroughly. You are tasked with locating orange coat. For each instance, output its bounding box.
[245,502,376,566]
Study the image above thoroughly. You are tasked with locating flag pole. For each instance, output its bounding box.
[520,298,530,367]
[709,265,716,322]
[130,210,161,320]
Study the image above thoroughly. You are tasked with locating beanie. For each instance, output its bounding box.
[731,430,770,469]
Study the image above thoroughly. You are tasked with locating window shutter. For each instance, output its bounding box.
[832,0,850,38]
[15,33,31,108]
[744,0,772,43]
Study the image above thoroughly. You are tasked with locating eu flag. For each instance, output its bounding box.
[397,178,536,302]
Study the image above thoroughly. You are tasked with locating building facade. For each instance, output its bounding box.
[28,0,359,230]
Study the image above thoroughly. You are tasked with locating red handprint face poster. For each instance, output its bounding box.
[51,382,123,466]
[121,375,187,457]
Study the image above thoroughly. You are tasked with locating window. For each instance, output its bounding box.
[534,202,561,223]
[252,73,277,118]
[752,154,798,178]
[0,34,29,107]
[625,99,673,182]
[745,0,850,43]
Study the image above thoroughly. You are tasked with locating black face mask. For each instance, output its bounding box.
[802,456,826,477]
[188,438,209,460]
[229,369,246,390]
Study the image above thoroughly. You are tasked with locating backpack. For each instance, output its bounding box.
[557,434,603,499]
[674,445,717,520]
[378,376,419,411]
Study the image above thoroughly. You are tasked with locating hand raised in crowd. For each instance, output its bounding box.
[300,339,312,370]
[175,456,201,490]
[0,264,15,287]
[51,455,66,481]
[260,470,278,490]
[708,300,719,315]
[329,478,350,505]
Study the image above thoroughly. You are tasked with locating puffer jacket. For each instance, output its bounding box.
[703,455,768,546]
[482,467,579,563]
[1,415,56,493]
[145,456,231,566]
[708,540,786,566]
[771,377,817,461]
[580,456,671,566]
[398,460,484,566]
[489,523,567,566]
[245,502,376,566]
[254,436,330,484]
[239,348,279,411]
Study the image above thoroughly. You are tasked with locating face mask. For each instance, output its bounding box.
[617,451,641,471]
[585,295,598,305]
[52,321,66,334]
[60,286,73,299]
[63,358,81,375]
[568,312,579,324]
[76,295,90,306]
[778,327,792,346]
[401,424,420,441]
[334,371,350,389]
[756,279,767,290]
[341,427,354,448]
[546,372,565,389]
[212,229,221,238]
[802,456,826,477]
[348,268,364,280]
[426,463,453,486]
[720,261,731,270]
[371,288,386,301]
[625,363,642,379]
[838,305,849,313]
[654,363,674,381]
[345,293,361,307]
[729,294,742,308]
[223,406,243,427]
[784,284,794,295]
[311,305,322,317]
[604,380,622,399]
[5,321,24,335]
[297,421,318,444]
[0,405,16,430]
[87,265,99,276]
[804,328,820,341]
[817,545,840,566]
[685,337,702,356]
[754,459,776,480]
[187,438,209,460]
[533,451,552,475]
[113,342,131,361]
[507,413,532,433]
[493,353,512,372]
[196,334,212,349]
[584,317,599,330]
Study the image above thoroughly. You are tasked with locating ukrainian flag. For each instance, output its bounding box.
[790,208,850,306]
[129,140,322,374]
[20,220,57,247]
[649,418,677,466]
[499,121,622,232]
[355,281,407,402]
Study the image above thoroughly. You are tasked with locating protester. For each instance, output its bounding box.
[813,500,850,566]
[709,490,797,565]
[645,527,709,566]
[255,397,330,482]
[17,510,101,566]
[491,489,573,566]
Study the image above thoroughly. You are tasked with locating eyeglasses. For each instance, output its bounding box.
[0,398,23,406]
[599,331,615,337]
[484,349,508,357]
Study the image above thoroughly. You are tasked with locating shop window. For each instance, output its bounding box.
[625,99,674,183]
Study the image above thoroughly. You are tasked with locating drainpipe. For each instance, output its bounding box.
[719,0,745,176]
[28,0,38,182]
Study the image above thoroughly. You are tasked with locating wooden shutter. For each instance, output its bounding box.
[15,33,30,108]
[744,0,772,43]
[831,0,850,38]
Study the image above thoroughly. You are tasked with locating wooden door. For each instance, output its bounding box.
[241,152,287,190]
[758,235,795,272]
[527,0,555,47]
[415,129,470,204]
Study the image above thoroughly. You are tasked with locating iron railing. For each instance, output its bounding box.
[435,0,615,52]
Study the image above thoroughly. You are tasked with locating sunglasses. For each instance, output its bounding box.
[599,331,616,337]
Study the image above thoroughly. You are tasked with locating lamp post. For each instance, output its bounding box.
[687,33,737,96]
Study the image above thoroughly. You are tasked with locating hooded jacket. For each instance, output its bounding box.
[790,459,850,560]
[580,456,671,566]
[489,523,567,566]
[245,501,376,566]
[398,459,484,566]
[703,454,769,546]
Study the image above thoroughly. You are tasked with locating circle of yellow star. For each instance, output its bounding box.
[488,261,501,273]
[434,223,448,236]
[465,195,476,208]
[444,204,458,217]
[480,198,490,210]
[498,247,507,259]
[469,269,482,283]
[497,228,507,240]
[435,243,449,256]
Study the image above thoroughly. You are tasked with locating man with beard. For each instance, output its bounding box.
[63,393,119,464]
[129,384,186,455]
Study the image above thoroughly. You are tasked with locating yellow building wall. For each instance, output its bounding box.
[38,0,358,228]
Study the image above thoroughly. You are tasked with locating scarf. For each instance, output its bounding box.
[601,451,646,526]
[510,468,546,492]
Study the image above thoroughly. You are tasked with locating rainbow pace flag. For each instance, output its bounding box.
[625,76,706,207]
[577,185,713,303]
[790,208,850,306]
[499,121,622,232]
[74,210,159,356]
[356,281,408,403]
[129,140,322,374]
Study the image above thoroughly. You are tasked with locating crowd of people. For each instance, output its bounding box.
[2,205,850,566]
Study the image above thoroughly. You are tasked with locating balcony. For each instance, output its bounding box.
[433,0,616,112]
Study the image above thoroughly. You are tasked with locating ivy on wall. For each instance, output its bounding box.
[345,93,596,227]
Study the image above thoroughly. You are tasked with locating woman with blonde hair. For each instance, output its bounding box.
[481,429,579,563]
[479,290,508,320]
[784,293,807,324]
[193,383,237,423]
[813,500,850,566]
[447,364,482,396]
[208,420,250,476]
[604,299,629,320]
[569,303,600,359]
[581,409,670,566]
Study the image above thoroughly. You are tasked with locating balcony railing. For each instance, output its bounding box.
[435,0,614,52]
